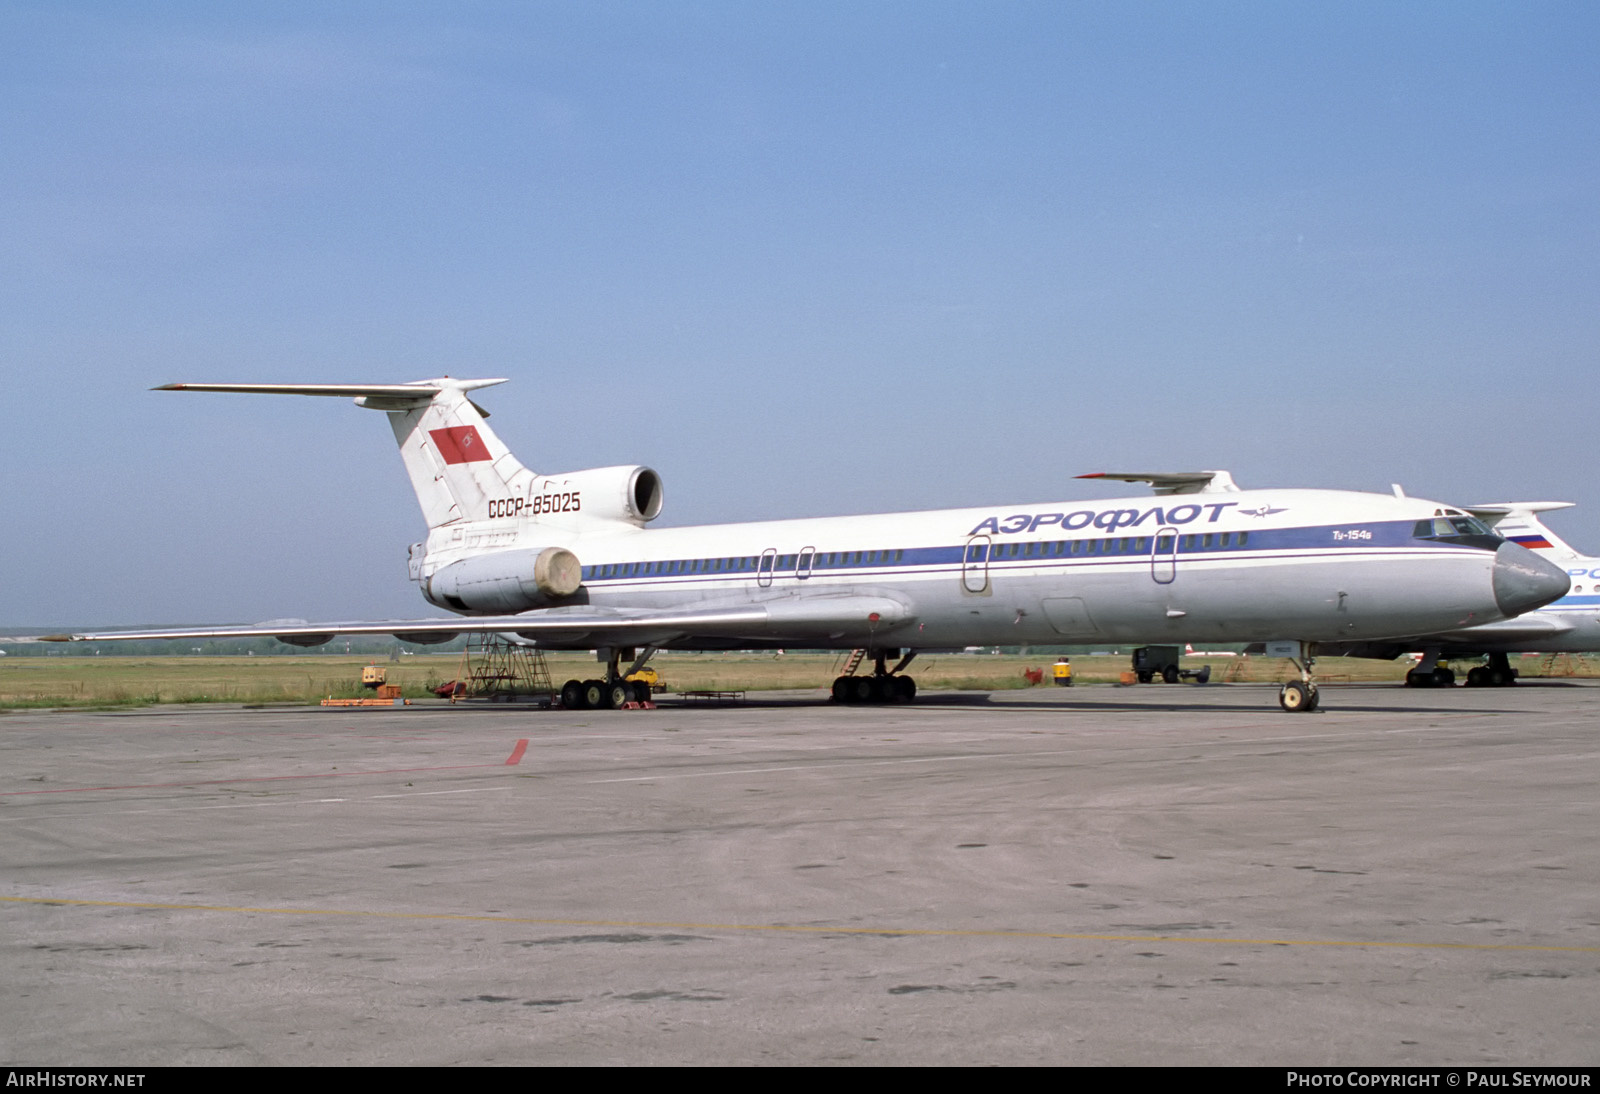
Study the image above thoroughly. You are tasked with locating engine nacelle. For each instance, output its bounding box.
[425,546,583,614]
[530,465,663,527]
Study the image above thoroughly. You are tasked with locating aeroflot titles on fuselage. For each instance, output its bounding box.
[969,502,1243,537]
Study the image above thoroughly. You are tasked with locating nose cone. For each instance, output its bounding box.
[1492,541,1570,617]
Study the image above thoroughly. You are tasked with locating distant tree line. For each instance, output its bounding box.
[0,634,470,657]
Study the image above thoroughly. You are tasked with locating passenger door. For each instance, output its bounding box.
[962,535,991,594]
[1151,527,1178,585]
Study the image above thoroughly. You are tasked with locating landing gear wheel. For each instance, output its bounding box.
[601,681,629,710]
[630,680,652,704]
[581,679,605,709]
[1405,668,1430,687]
[848,676,876,704]
[1466,666,1487,687]
[1162,665,1180,684]
[1279,680,1317,712]
[892,675,917,703]
[1432,666,1455,687]
[831,676,851,703]
[561,679,587,710]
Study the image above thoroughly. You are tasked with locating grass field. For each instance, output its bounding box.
[3,649,1590,709]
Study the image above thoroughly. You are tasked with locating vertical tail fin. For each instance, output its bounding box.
[155,379,532,531]
[363,381,534,529]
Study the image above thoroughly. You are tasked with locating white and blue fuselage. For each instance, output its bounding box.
[41,378,1570,711]
[416,485,1557,651]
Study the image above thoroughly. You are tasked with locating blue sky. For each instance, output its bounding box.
[4,2,1598,625]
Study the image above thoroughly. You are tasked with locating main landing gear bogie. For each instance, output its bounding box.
[1466,652,1519,687]
[831,673,916,704]
[1465,665,1514,687]
[1404,666,1456,687]
[560,675,651,711]
[832,649,919,705]
[559,646,662,710]
[1405,652,1518,688]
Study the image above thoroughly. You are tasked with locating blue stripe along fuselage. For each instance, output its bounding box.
[578,519,1488,585]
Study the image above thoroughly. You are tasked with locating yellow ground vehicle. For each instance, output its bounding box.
[625,667,663,692]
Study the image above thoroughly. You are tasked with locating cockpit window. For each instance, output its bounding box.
[1414,516,1501,550]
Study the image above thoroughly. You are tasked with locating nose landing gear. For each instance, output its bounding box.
[1277,646,1321,712]
[1278,679,1319,712]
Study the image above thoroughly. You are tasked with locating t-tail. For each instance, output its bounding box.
[1465,501,1586,561]
[153,379,663,533]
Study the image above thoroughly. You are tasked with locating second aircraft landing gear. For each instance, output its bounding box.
[1405,665,1456,687]
[832,649,918,705]
[1405,650,1518,688]
[1404,649,1456,687]
[1465,652,1519,687]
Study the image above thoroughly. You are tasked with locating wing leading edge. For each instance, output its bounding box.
[39,596,916,649]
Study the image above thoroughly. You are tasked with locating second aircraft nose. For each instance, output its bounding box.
[1492,541,1571,617]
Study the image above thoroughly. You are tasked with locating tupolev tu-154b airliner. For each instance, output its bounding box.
[42,377,1569,712]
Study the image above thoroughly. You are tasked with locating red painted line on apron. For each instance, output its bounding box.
[505,739,529,766]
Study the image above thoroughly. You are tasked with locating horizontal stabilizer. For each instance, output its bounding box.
[153,379,507,400]
[155,378,524,530]
[1464,501,1575,523]
[1077,470,1241,495]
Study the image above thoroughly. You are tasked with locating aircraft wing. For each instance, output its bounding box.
[1421,615,1579,645]
[37,595,916,649]
[1076,470,1241,495]
[1311,614,1580,660]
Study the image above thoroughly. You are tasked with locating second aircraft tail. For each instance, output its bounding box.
[1466,501,1584,560]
